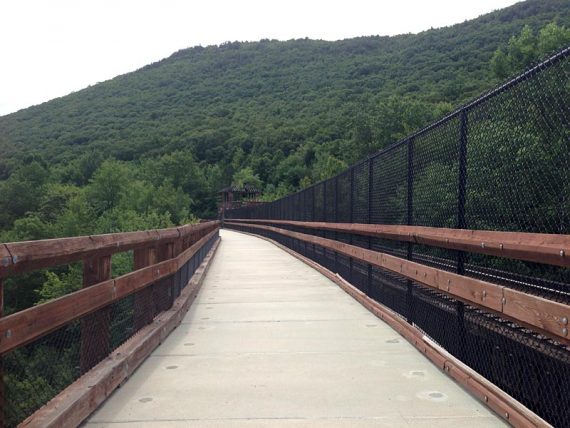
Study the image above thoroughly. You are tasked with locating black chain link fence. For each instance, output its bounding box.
[1,232,218,427]
[226,47,570,426]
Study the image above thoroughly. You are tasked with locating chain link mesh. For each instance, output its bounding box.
[226,47,570,426]
[1,231,218,427]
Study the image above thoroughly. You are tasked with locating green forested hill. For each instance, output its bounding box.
[1,3,569,423]
[0,0,568,237]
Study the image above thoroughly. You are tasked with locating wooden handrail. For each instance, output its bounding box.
[0,229,219,355]
[226,221,570,345]
[0,222,218,277]
[229,219,570,267]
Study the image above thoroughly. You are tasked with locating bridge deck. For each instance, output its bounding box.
[86,229,503,427]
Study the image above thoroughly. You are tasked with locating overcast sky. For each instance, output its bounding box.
[0,0,521,116]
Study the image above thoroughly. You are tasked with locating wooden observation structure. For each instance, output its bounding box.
[218,185,262,218]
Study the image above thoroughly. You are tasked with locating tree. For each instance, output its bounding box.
[232,167,263,189]
[491,22,570,79]
[85,160,132,214]
[312,152,347,181]
[0,161,49,228]
[538,22,570,54]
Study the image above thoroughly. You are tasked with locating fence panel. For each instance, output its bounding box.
[225,47,570,426]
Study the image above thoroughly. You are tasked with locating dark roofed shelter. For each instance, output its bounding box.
[218,185,262,217]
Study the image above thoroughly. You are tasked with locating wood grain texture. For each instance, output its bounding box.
[503,288,570,341]
[247,229,551,428]
[19,237,221,428]
[229,219,570,267]
[80,255,112,372]
[133,247,155,331]
[155,243,175,313]
[0,221,219,277]
[0,229,218,355]
[226,222,570,345]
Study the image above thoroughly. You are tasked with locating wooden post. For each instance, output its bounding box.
[155,243,174,313]
[172,238,183,298]
[133,247,155,331]
[80,255,111,373]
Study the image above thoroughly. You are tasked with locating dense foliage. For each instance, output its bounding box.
[0,0,568,310]
[0,1,569,425]
[0,1,568,228]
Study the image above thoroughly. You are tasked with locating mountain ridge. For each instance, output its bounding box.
[0,0,568,222]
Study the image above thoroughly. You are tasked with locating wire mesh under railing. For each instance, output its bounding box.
[224,47,570,426]
[0,226,218,428]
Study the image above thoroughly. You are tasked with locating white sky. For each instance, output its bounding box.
[0,0,521,116]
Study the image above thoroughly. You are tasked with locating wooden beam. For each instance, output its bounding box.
[229,219,570,267]
[155,243,174,313]
[19,236,221,428]
[502,288,570,341]
[133,247,155,331]
[226,222,570,345]
[241,228,551,427]
[0,229,218,356]
[80,255,112,373]
[0,222,219,277]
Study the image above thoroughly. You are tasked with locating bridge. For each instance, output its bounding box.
[0,48,568,427]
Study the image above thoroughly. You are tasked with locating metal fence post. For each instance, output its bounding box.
[367,159,373,297]
[334,176,339,270]
[312,186,316,256]
[303,188,307,221]
[406,137,415,323]
[349,167,354,282]
[323,181,328,266]
[456,108,469,357]
[322,182,326,223]
[303,189,307,255]
[312,186,316,221]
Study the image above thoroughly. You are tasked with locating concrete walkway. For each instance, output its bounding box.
[86,229,504,427]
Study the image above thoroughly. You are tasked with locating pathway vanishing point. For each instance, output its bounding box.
[86,229,504,427]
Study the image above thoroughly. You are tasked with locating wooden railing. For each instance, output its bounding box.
[226,219,570,426]
[226,220,570,345]
[227,219,570,267]
[0,221,220,428]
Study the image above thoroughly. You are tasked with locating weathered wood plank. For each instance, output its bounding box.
[230,219,570,267]
[0,229,218,355]
[133,247,155,331]
[0,278,117,355]
[0,222,218,277]
[19,236,220,428]
[80,255,112,373]
[155,243,175,313]
[0,245,11,274]
[503,288,570,341]
[252,229,549,428]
